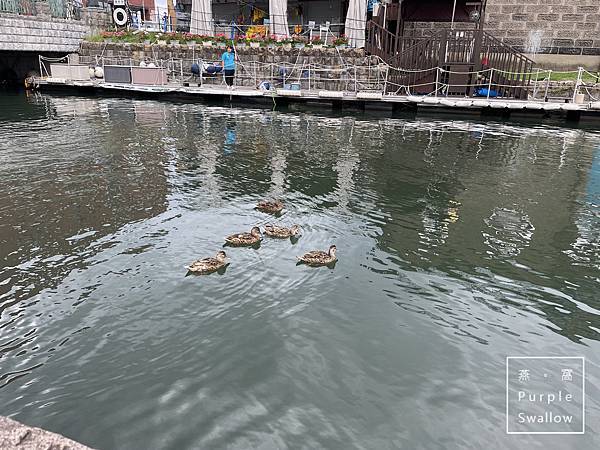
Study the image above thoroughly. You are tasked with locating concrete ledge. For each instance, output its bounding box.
[561,103,581,111]
[318,90,345,98]
[0,416,93,449]
[440,99,457,107]
[472,100,490,107]
[542,103,562,110]
[276,89,303,96]
[455,100,473,107]
[357,91,383,100]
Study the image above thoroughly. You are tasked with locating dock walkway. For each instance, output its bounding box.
[35,78,600,123]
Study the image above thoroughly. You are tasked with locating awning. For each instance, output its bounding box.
[190,0,213,36]
[345,0,366,48]
[269,0,289,38]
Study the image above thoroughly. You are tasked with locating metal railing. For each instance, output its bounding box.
[366,24,536,98]
[40,50,600,105]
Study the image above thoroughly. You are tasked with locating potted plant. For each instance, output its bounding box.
[265,35,277,49]
[292,35,305,49]
[215,34,227,48]
[333,36,348,48]
[155,33,167,45]
[333,35,348,49]
[310,37,324,49]
[183,33,196,47]
[280,37,293,51]
[201,35,214,47]
[249,36,261,48]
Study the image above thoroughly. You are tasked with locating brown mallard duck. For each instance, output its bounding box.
[264,224,301,238]
[187,251,228,274]
[297,245,337,266]
[225,226,262,246]
[256,200,284,214]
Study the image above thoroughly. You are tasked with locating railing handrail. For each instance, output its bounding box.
[482,31,535,66]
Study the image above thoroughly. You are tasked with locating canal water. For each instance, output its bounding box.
[1,92,599,449]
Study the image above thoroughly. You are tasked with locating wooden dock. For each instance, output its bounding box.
[35,78,600,123]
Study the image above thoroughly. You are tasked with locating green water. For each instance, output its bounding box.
[0,92,599,449]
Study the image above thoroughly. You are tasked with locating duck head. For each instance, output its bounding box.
[290,224,301,236]
[251,226,262,237]
[216,250,227,262]
[328,245,337,258]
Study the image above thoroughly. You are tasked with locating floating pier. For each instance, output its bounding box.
[34,77,600,124]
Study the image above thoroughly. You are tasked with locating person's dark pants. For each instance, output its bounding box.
[224,69,235,86]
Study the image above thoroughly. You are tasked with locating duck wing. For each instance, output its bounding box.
[188,257,220,271]
[226,232,249,241]
[300,250,328,260]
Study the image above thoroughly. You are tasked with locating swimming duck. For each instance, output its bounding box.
[264,224,301,238]
[225,226,262,246]
[297,245,337,266]
[256,200,284,214]
[187,251,228,274]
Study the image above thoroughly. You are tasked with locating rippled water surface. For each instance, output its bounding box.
[1,92,599,449]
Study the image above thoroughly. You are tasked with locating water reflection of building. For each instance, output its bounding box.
[369,120,597,341]
[0,96,170,306]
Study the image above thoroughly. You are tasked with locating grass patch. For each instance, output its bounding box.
[532,71,600,83]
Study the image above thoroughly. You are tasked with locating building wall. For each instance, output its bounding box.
[0,12,91,52]
[484,0,600,56]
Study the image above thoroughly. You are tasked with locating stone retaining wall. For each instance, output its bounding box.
[79,42,389,91]
[0,13,90,52]
[0,4,110,53]
[0,6,110,53]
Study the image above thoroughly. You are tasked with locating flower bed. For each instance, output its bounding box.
[87,31,350,50]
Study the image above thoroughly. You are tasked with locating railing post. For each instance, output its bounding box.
[572,66,583,103]
[533,67,540,99]
[487,68,493,99]
[544,69,551,101]
[435,67,440,97]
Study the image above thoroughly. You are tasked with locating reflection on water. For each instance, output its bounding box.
[0,92,599,449]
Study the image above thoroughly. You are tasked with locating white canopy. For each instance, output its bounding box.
[345,0,367,48]
[269,0,289,38]
[190,0,213,36]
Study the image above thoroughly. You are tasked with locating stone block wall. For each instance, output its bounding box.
[485,0,600,56]
[0,3,111,53]
[0,13,90,52]
[78,42,388,91]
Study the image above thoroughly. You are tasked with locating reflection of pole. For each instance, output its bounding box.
[270,145,287,198]
[334,121,359,211]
